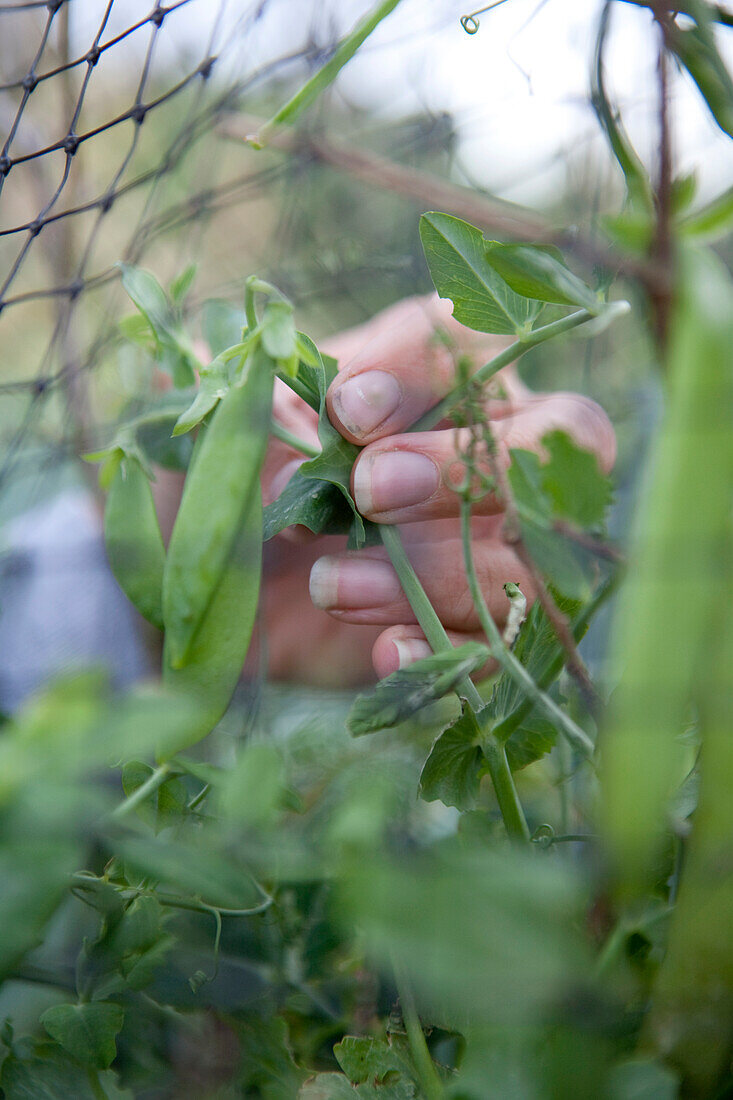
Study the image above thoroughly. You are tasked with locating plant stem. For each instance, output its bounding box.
[111,763,171,821]
[459,501,595,759]
[379,525,529,841]
[492,572,619,743]
[269,419,320,458]
[392,957,444,1100]
[411,308,595,433]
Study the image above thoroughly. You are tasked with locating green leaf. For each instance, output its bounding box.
[680,184,733,242]
[504,715,557,772]
[507,431,613,600]
[219,742,286,826]
[172,352,230,436]
[0,1045,105,1099]
[668,13,733,139]
[348,643,489,735]
[263,466,353,541]
[169,263,197,304]
[40,1003,124,1071]
[119,263,199,387]
[118,313,155,350]
[253,0,401,147]
[607,1059,679,1100]
[420,212,541,335]
[121,761,188,830]
[483,242,599,312]
[117,835,263,911]
[419,706,484,811]
[261,299,297,361]
[202,298,246,356]
[334,1036,418,1088]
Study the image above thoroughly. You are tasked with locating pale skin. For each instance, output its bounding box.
[258,293,616,687]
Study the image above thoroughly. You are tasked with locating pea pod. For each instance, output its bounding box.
[104,455,165,630]
[160,488,263,756]
[601,247,733,887]
[163,347,274,668]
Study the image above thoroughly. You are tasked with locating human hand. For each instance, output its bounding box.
[261,294,616,685]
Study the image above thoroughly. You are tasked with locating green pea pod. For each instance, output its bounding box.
[160,488,263,757]
[104,456,165,630]
[163,347,274,668]
[601,247,733,887]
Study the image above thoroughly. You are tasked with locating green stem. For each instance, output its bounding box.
[459,501,595,759]
[411,309,595,433]
[392,957,444,1100]
[111,763,171,821]
[492,572,619,743]
[379,525,529,841]
[269,419,320,458]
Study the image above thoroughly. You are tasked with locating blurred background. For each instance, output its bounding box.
[1,0,731,708]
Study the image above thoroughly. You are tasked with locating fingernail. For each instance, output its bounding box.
[309,555,401,610]
[331,371,402,437]
[393,637,433,669]
[353,451,439,515]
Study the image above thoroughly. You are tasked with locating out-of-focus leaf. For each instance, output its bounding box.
[169,263,197,304]
[483,242,599,312]
[606,1059,679,1100]
[419,707,483,811]
[116,835,263,911]
[202,298,246,356]
[668,13,733,138]
[680,184,733,242]
[119,264,199,387]
[40,1003,123,1071]
[507,431,612,600]
[420,212,542,335]
[0,1044,109,1099]
[336,844,587,1029]
[219,742,286,826]
[348,643,489,735]
[334,1036,418,1088]
[602,247,733,888]
[121,761,187,831]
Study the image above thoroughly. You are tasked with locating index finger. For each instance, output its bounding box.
[324,294,507,445]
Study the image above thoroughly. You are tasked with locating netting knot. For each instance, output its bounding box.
[150,7,167,28]
[86,45,101,68]
[22,74,38,94]
[28,220,43,239]
[63,133,79,156]
[99,191,115,214]
[68,279,84,301]
[199,57,216,81]
[130,104,147,126]
[47,0,65,12]
[0,156,12,178]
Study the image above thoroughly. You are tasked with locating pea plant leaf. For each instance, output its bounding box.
[40,1003,124,1071]
[265,343,370,546]
[483,242,600,312]
[668,11,733,139]
[504,715,558,772]
[348,643,489,735]
[419,212,542,335]
[507,430,613,601]
[119,263,200,388]
[334,1036,419,1089]
[419,705,484,811]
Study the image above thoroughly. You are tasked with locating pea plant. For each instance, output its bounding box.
[1,1,732,1097]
